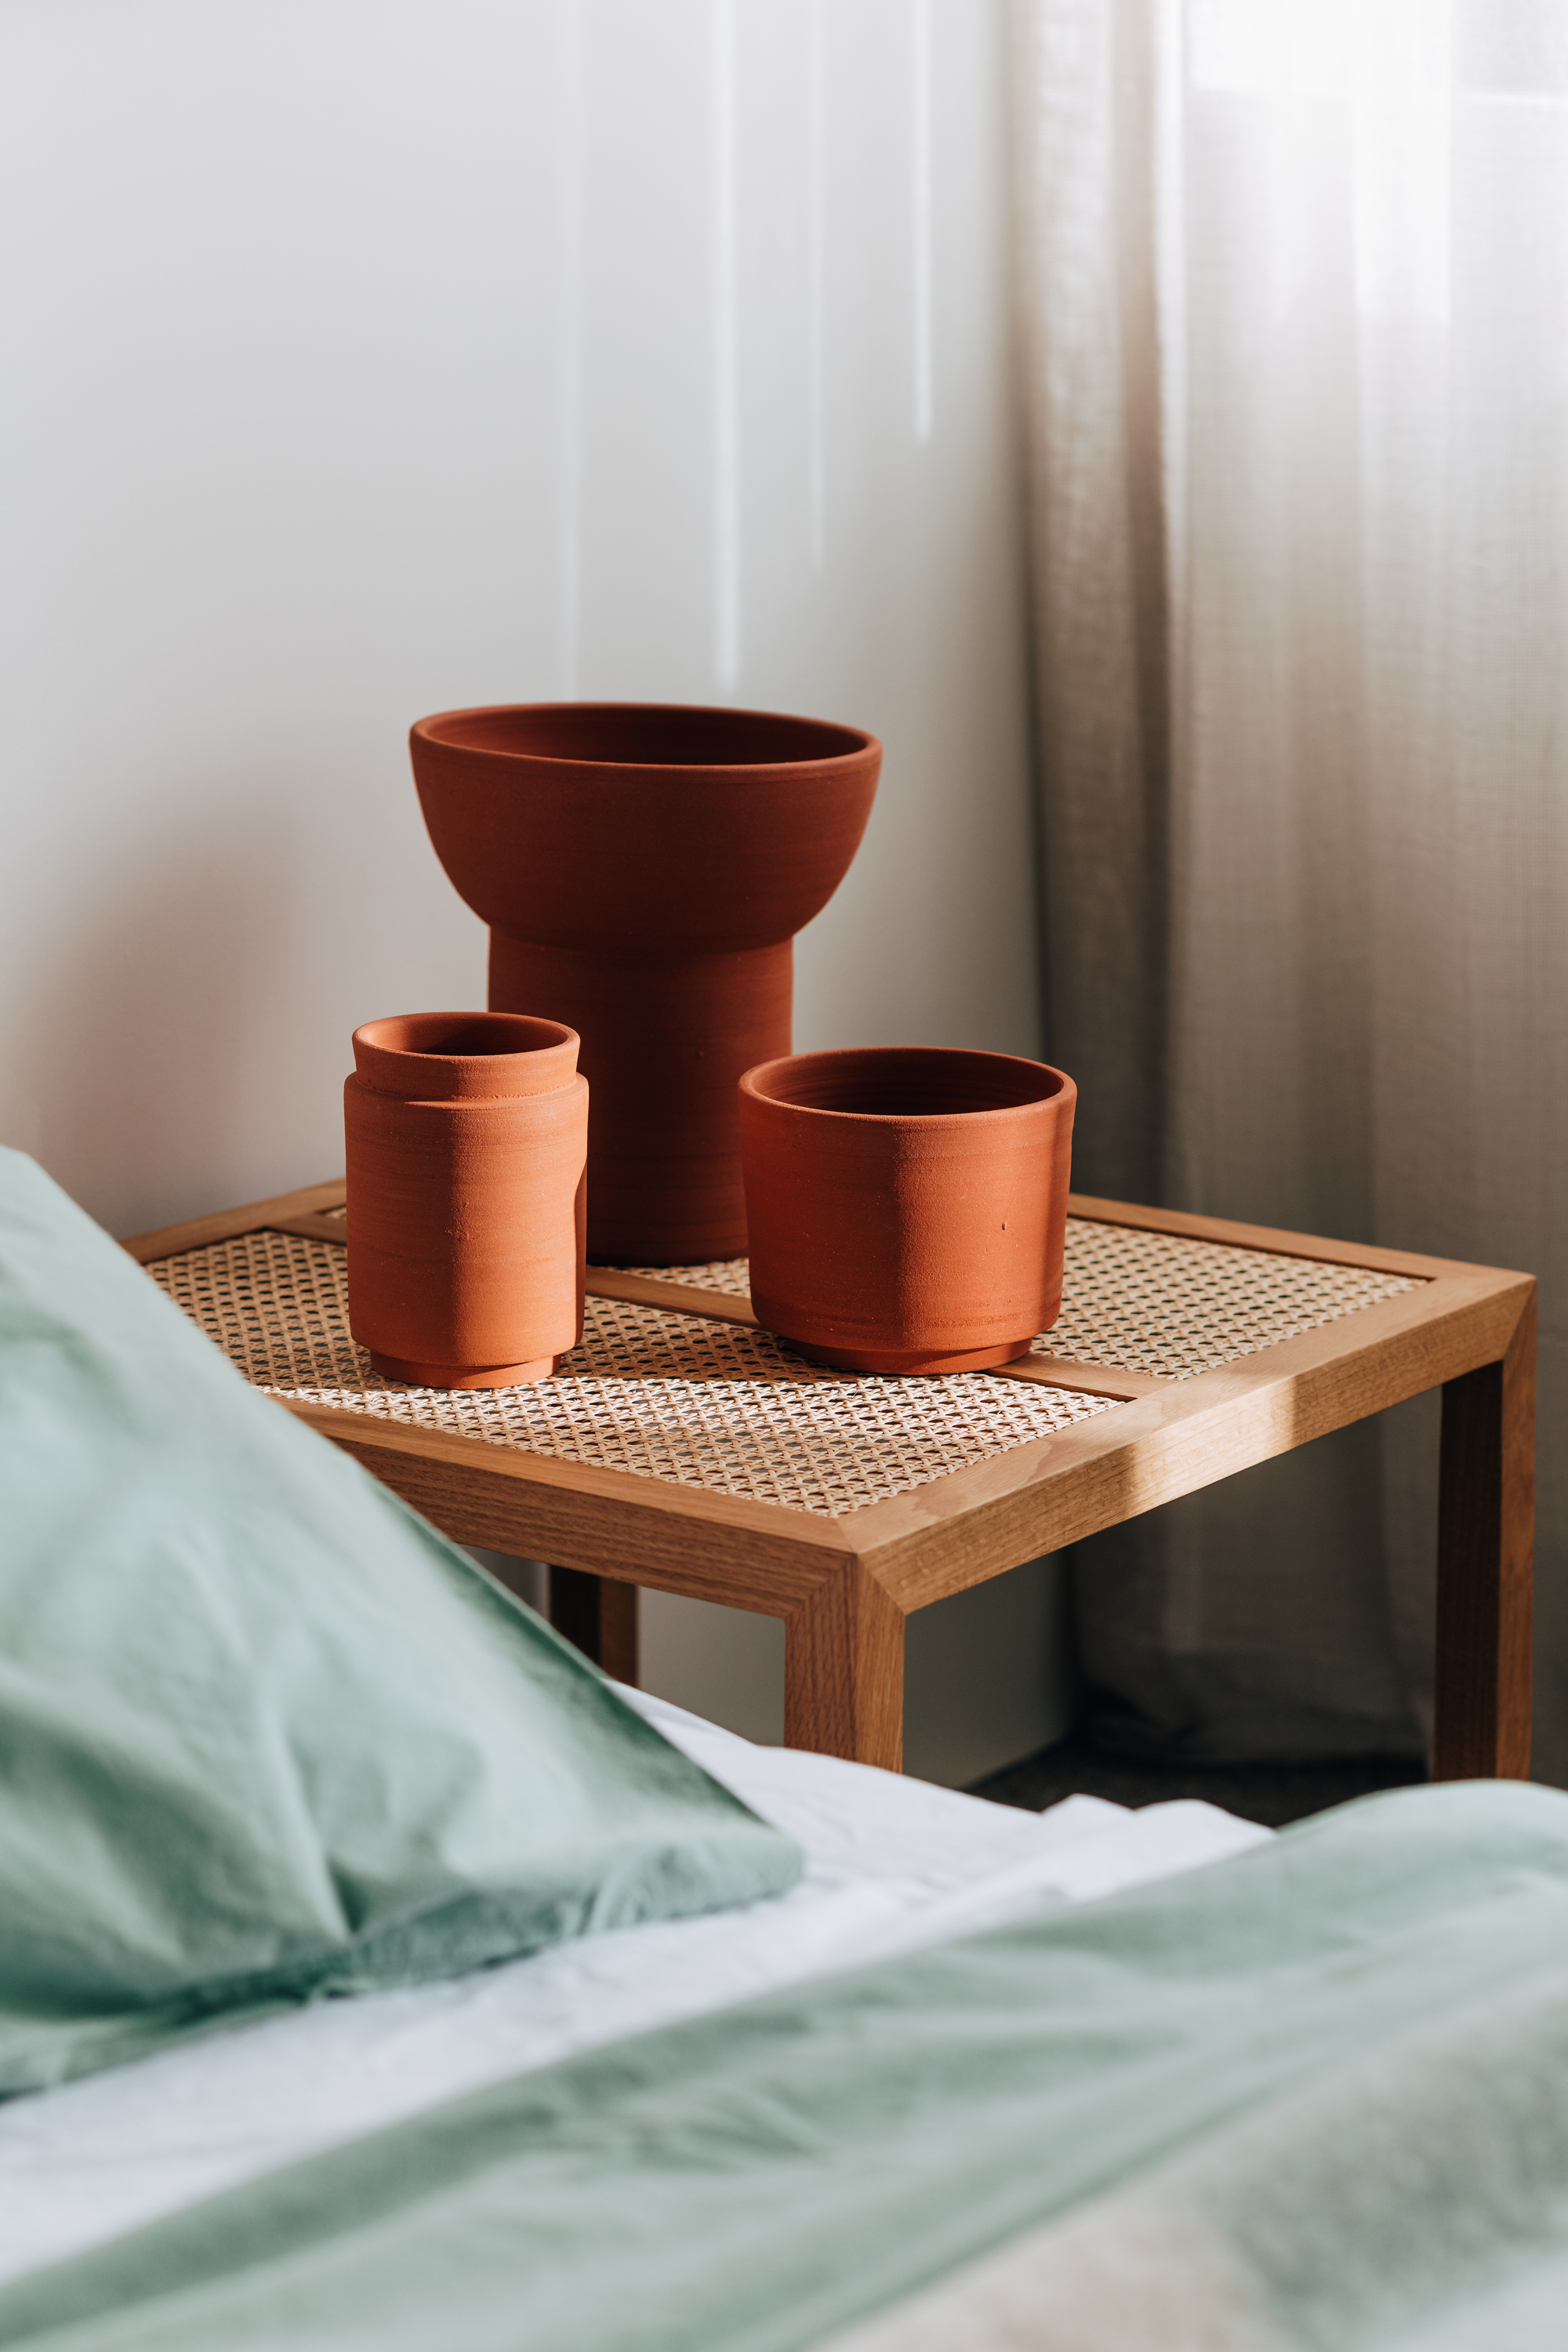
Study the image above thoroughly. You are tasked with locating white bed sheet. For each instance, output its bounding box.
[0,1690,1269,2286]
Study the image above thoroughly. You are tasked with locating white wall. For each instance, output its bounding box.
[639,1562,1076,1787]
[1,0,1067,1781]
[479,1553,1075,1789]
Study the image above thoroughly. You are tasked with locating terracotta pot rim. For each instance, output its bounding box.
[411,700,880,778]
[352,1012,580,1101]
[740,1047,1075,1127]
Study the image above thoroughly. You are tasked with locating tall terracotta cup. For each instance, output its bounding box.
[345,1012,586,1388]
[739,1047,1076,1375]
[409,702,881,1265]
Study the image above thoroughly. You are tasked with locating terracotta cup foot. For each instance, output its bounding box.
[366,1350,561,1390]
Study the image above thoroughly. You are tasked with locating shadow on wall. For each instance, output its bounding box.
[637,1557,1078,1790]
[464,1551,1076,1791]
[10,797,309,1238]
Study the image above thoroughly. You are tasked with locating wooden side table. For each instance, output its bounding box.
[125,1185,1534,1781]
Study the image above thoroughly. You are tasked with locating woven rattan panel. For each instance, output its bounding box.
[622,1225,1421,1381]
[1037,1220,1423,1378]
[149,1232,1114,1518]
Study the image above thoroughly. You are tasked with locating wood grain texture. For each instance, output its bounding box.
[1065,1192,1485,1281]
[263,1212,354,1245]
[848,1272,1536,1610]
[583,1268,760,1327]
[121,1181,347,1264]
[278,1397,852,1609]
[784,1561,905,1770]
[1433,1284,1535,1780]
[990,1356,1168,1401]
[133,1177,1537,1776]
[547,1564,641,1684]
[274,1272,1528,1592]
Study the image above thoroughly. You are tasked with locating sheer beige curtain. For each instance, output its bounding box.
[1014,0,1568,1777]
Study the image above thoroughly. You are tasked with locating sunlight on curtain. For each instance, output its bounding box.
[1014,0,1568,1774]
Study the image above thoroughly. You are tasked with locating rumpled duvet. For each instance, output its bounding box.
[5,1778,1568,2350]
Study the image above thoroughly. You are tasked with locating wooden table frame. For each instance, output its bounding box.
[125,1183,1535,1784]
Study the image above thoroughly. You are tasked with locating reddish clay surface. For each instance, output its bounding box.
[739,1047,1076,1376]
[344,1011,587,1388]
[409,702,881,1264]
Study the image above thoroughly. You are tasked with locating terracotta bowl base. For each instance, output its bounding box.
[769,1332,1039,1378]
[367,1351,560,1389]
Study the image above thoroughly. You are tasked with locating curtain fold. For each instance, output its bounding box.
[1014,0,1568,1777]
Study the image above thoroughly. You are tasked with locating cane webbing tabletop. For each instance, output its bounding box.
[625,1227,1424,1384]
[149,1230,1114,1519]
[124,1180,1534,1783]
[144,1214,1422,1523]
[303,1201,1424,1378]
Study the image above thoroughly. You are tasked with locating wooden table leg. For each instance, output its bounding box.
[1432,1288,1535,1780]
[548,1565,641,1686]
[784,1566,905,1769]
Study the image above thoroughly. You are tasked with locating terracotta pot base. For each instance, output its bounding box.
[367,1350,561,1389]
[770,1331,1042,1379]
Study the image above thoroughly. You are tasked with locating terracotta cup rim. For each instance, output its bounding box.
[411,700,880,777]
[351,1012,580,1101]
[740,1046,1075,1126]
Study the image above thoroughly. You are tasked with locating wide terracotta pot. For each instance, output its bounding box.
[344,1011,587,1388]
[739,1047,1076,1376]
[408,702,881,1265]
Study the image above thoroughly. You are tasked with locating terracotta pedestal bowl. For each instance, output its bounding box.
[409,702,881,1265]
[739,1046,1076,1376]
[344,1011,587,1388]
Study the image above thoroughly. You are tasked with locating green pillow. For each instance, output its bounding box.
[0,1151,801,2097]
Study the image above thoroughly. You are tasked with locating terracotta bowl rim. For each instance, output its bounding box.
[740,1046,1076,1126]
[354,1011,578,1064]
[350,1014,583,1099]
[411,699,881,776]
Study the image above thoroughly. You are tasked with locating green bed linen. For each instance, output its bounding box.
[4,1779,1568,2352]
[0,1150,800,2096]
